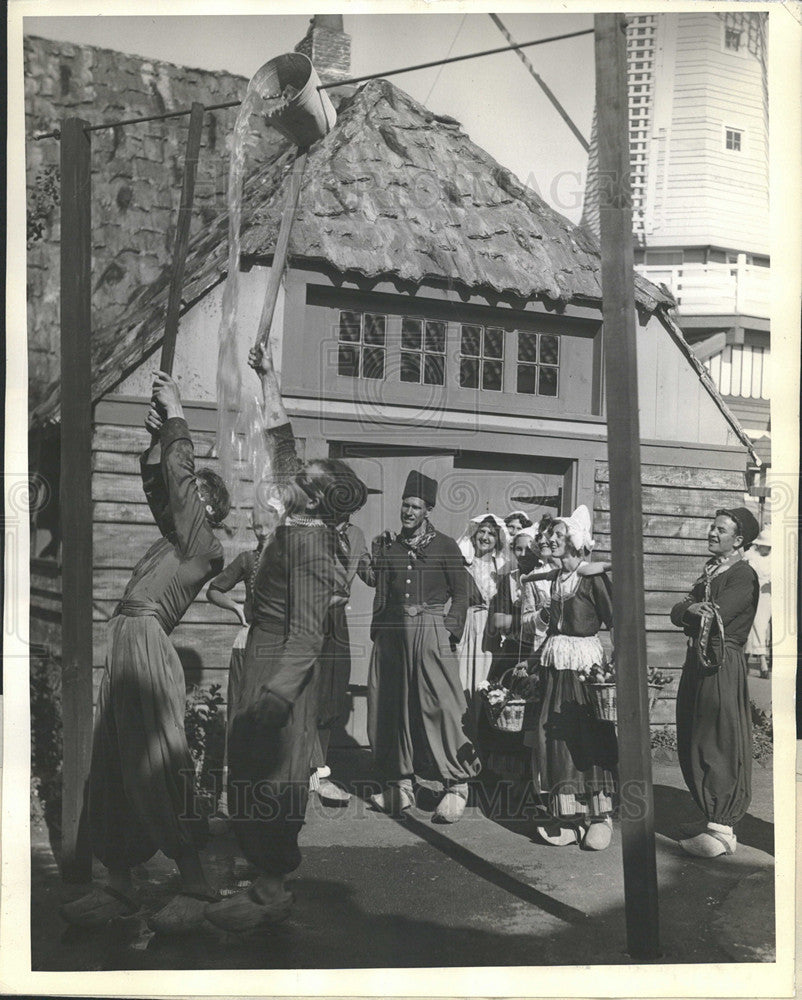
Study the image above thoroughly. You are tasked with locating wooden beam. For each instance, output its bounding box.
[159,102,205,376]
[488,14,590,152]
[255,151,308,353]
[594,15,660,960]
[59,117,94,882]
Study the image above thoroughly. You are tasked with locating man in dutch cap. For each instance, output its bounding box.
[367,470,480,823]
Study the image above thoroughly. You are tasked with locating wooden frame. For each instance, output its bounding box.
[56,106,207,880]
[59,117,94,881]
[595,14,660,959]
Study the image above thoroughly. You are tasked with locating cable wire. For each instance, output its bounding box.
[423,13,468,105]
[31,27,593,140]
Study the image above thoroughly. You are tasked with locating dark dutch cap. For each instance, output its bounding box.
[402,471,437,508]
[716,506,760,547]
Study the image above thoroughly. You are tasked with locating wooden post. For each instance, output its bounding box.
[159,102,206,376]
[255,150,308,352]
[595,15,660,959]
[59,117,94,882]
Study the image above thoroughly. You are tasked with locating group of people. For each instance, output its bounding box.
[60,346,766,936]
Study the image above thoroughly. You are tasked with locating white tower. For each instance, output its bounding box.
[583,12,770,448]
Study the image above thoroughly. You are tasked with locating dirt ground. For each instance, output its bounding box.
[31,750,775,972]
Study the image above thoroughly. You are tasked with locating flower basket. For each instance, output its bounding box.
[588,682,617,722]
[480,668,537,734]
[588,681,666,723]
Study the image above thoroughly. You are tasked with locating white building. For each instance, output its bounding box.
[584,11,770,456]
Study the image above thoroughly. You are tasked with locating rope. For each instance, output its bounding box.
[424,13,467,104]
[317,27,594,90]
[32,99,240,141]
[32,27,593,140]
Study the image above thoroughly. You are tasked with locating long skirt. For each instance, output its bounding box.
[312,604,351,766]
[367,610,481,784]
[676,640,752,826]
[226,624,251,729]
[227,625,321,876]
[458,605,493,696]
[535,635,617,819]
[220,625,250,806]
[88,614,205,870]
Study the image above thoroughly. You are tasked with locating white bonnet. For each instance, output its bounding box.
[554,504,594,552]
[457,513,511,566]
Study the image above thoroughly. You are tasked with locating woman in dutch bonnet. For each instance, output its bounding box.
[456,513,512,724]
[526,505,616,851]
[671,507,760,858]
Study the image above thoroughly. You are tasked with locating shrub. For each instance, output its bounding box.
[30,653,63,834]
[184,683,226,796]
[751,702,773,765]
[27,165,60,249]
[650,702,772,764]
[650,725,678,762]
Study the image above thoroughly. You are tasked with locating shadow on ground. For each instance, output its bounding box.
[31,749,775,971]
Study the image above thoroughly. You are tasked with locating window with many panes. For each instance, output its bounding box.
[459,325,504,390]
[725,128,742,151]
[337,311,386,379]
[400,318,446,385]
[516,331,560,396]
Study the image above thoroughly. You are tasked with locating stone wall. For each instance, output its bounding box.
[24,35,281,414]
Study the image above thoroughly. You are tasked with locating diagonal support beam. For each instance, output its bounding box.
[159,102,206,376]
[489,13,589,152]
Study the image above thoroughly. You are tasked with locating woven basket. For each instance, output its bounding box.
[589,682,665,723]
[482,668,535,734]
[589,682,617,722]
[485,696,528,733]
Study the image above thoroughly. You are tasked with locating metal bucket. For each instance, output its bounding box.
[252,52,337,148]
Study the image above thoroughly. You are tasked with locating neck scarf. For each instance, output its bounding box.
[286,513,325,528]
[396,519,436,560]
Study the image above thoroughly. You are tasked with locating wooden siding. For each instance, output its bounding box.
[30,411,751,746]
[635,311,738,446]
[592,457,746,725]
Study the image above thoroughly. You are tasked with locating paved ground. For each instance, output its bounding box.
[32,750,775,971]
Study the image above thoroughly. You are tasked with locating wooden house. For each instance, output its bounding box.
[29,46,759,741]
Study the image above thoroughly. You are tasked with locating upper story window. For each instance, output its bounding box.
[459,325,503,391]
[337,311,386,379]
[724,26,743,51]
[725,128,743,151]
[516,331,560,396]
[400,318,446,385]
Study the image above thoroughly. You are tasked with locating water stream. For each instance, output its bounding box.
[215,64,293,542]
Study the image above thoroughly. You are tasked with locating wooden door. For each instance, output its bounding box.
[331,443,571,746]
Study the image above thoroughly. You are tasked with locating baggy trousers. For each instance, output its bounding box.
[227,625,320,876]
[87,614,204,870]
[676,641,752,826]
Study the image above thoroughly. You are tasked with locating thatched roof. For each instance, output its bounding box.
[32,78,672,427]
